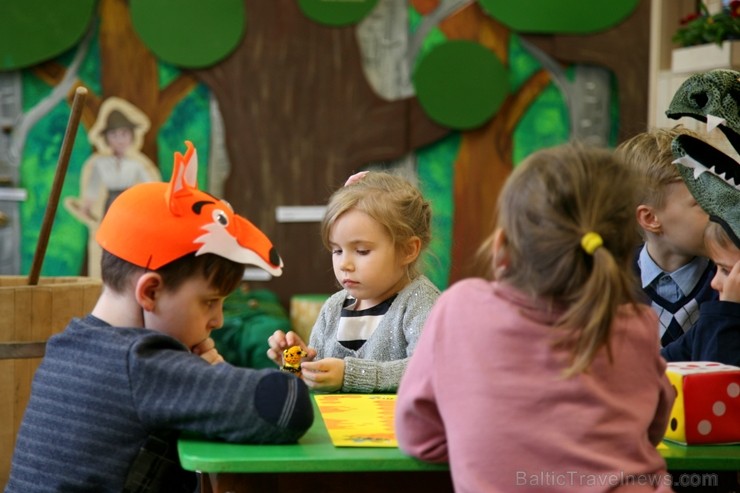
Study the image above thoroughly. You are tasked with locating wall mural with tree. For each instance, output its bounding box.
[0,0,649,307]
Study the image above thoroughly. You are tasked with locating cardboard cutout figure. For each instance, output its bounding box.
[65,97,160,277]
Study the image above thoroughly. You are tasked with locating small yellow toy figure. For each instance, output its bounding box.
[282,346,307,377]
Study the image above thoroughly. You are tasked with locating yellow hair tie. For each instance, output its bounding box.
[581,232,603,255]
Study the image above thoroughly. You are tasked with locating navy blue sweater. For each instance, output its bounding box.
[5,315,313,492]
[661,300,740,366]
[634,250,717,346]
[644,263,718,347]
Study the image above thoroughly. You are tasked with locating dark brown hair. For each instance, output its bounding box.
[101,250,245,295]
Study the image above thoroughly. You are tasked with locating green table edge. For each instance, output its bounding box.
[179,397,448,473]
[179,397,740,473]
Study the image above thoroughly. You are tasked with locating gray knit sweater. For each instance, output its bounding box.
[308,275,440,393]
[5,315,313,493]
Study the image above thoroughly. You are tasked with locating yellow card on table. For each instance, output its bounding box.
[314,394,397,447]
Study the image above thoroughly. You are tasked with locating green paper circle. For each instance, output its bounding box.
[130,0,245,69]
[478,0,639,34]
[0,0,96,71]
[413,41,508,130]
[297,0,378,27]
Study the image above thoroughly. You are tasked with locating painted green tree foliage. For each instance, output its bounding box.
[478,0,638,33]
[0,0,96,274]
[129,0,245,68]
[0,0,643,297]
[409,0,641,283]
[1,0,212,275]
[139,0,640,291]
[18,35,212,276]
[0,0,95,70]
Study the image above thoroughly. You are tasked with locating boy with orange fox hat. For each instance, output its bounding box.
[5,142,313,493]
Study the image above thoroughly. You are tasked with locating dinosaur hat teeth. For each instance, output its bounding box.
[673,145,740,247]
[667,70,740,248]
[673,134,740,188]
[707,114,726,132]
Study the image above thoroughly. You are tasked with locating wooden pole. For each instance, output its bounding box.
[27,86,88,286]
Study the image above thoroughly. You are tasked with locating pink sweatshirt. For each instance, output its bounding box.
[396,279,676,493]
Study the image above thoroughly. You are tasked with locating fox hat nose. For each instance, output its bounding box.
[97,141,284,277]
[270,247,282,269]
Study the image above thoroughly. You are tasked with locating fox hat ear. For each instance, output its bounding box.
[166,140,198,216]
[96,141,284,275]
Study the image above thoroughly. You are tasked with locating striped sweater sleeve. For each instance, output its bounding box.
[129,333,313,443]
[5,319,313,492]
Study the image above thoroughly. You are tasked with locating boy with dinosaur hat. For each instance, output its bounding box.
[660,69,740,365]
[5,142,313,493]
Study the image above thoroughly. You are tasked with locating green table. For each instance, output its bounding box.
[179,397,740,493]
[658,440,740,470]
[179,397,450,492]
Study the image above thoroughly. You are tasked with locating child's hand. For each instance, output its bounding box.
[266,330,315,366]
[192,337,225,365]
[721,261,740,303]
[300,357,345,392]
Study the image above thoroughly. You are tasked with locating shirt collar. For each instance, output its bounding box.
[638,245,663,288]
[637,245,709,294]
[671,256,710,297]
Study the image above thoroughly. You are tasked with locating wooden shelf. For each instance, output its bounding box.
[648,0,728,128]
[672,40,740,73]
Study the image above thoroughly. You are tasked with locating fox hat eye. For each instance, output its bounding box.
[212,209,229,226]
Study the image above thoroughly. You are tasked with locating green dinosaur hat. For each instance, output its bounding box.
[666,69,740,247]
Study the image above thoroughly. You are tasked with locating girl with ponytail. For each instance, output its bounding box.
[396,143,675,493]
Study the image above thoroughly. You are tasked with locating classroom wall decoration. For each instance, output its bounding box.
[129,0,246,68]
[412,40,509,130]
[298,0,380,26]
[63,97,160,278]
[478,0,640,33]
[0,0,650,307]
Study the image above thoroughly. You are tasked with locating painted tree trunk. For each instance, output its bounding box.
[193,0,448,304]
[430,0,649,283]
[31,0,199,166]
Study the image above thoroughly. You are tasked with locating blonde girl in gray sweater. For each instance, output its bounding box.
[267,171,440,393]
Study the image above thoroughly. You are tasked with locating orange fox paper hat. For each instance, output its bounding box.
[96,141,283,275]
